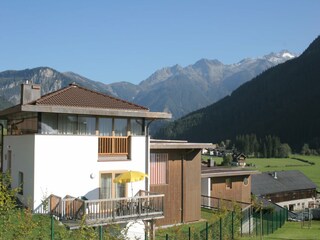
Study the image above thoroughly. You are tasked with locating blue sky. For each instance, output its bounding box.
[0,1,319,84]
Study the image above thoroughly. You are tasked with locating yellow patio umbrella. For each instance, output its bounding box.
[113,171,148,197]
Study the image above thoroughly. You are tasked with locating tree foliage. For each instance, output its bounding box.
[0,172,19,214]
[233,134,291,158]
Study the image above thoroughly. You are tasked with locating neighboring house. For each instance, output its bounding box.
[201,166,258,210]
[232,153,246,166]
[0,83,172,237]
[251,170,317,211]
[150,140,213,226]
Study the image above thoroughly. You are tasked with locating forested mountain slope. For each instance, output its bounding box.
[156,36,320,151]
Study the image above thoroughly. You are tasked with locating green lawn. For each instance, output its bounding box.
[246,154,320,189]
[202,155,223,165]
[241,220,320,240]
[202,154,320,189]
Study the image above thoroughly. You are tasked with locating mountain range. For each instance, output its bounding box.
[0,51,296,122]
[156,36,320,151]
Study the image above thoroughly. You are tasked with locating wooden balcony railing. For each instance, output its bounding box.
[98,136,130,155]
[35,192,164,228]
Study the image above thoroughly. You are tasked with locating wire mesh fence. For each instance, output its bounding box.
[2,207,287,239]
[156,207,288,240]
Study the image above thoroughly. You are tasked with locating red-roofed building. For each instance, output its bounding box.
[0,82,173,237]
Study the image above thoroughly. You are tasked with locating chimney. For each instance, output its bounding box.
[20,82,41,105]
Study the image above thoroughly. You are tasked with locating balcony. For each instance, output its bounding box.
[98,136,130,156]
[35,191,164,229]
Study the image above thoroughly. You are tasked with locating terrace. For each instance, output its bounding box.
[35,191,164,229]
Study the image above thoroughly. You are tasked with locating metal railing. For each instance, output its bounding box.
[201,195,251,210]
[98,136,130,155]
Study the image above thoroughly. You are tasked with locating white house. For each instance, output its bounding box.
[0,83,171,238]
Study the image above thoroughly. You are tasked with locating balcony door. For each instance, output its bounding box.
[100,172,126,199]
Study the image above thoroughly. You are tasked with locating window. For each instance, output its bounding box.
[8,112,38,135]
[226,178,232,189]
[18,171,24,195]
[100,172,127,199]
[78,116,96,135]
[130,119,143,136]
[243,177,248,186]
[114,118,127,136]
[41,113,58,134]
[58,114,77,134]
[115,173,126,198]
[98,117,113,136]
[150,153,168,185]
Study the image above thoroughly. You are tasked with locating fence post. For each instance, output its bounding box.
[271,212,274,233]
[267,213,269,235]
[249,209,251,236]
[256,213,258,236]
[99,225,103,240]
[232,211,234,240]
[262,211,264,237]
[220,217,222,240]
[166,233,169,240]
[240,214,243,237]
[51,215,54,240]
[205,222,208,240]
[188,227,191,240]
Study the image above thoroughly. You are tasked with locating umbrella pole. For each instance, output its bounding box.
[131,182,133,197]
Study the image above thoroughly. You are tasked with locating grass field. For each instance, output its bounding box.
[246,154,320,189]
[203,154,320,189]
[241,220,320,240]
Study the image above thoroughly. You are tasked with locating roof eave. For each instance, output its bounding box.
[20,105,172,119]
[0,105,22,117]
[150,142,214,150]
[201,170,259,178]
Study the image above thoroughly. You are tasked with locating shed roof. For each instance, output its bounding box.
[201,166,259,178]
[150,139,214,150]
[251,170,317,196]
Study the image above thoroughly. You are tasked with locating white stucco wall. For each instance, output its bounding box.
[201,178,211,207]
[201,178,210,196]
[277,198,315,211]
[3,135,35,207]
[3,134,147,210]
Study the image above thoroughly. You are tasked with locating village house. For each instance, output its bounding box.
[0,83,178,238]
[201,165,258,210]
[251,170,317,211]
[232,152,247,166]
[0,82,216,238]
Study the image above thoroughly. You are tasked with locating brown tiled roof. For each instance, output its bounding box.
[31,84,149,111]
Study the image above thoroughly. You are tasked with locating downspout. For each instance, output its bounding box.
[145,119,154,192]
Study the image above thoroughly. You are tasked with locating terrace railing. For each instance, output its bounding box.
[201,195,251,211]
[36,192,164,227]
[98,136,130,155]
